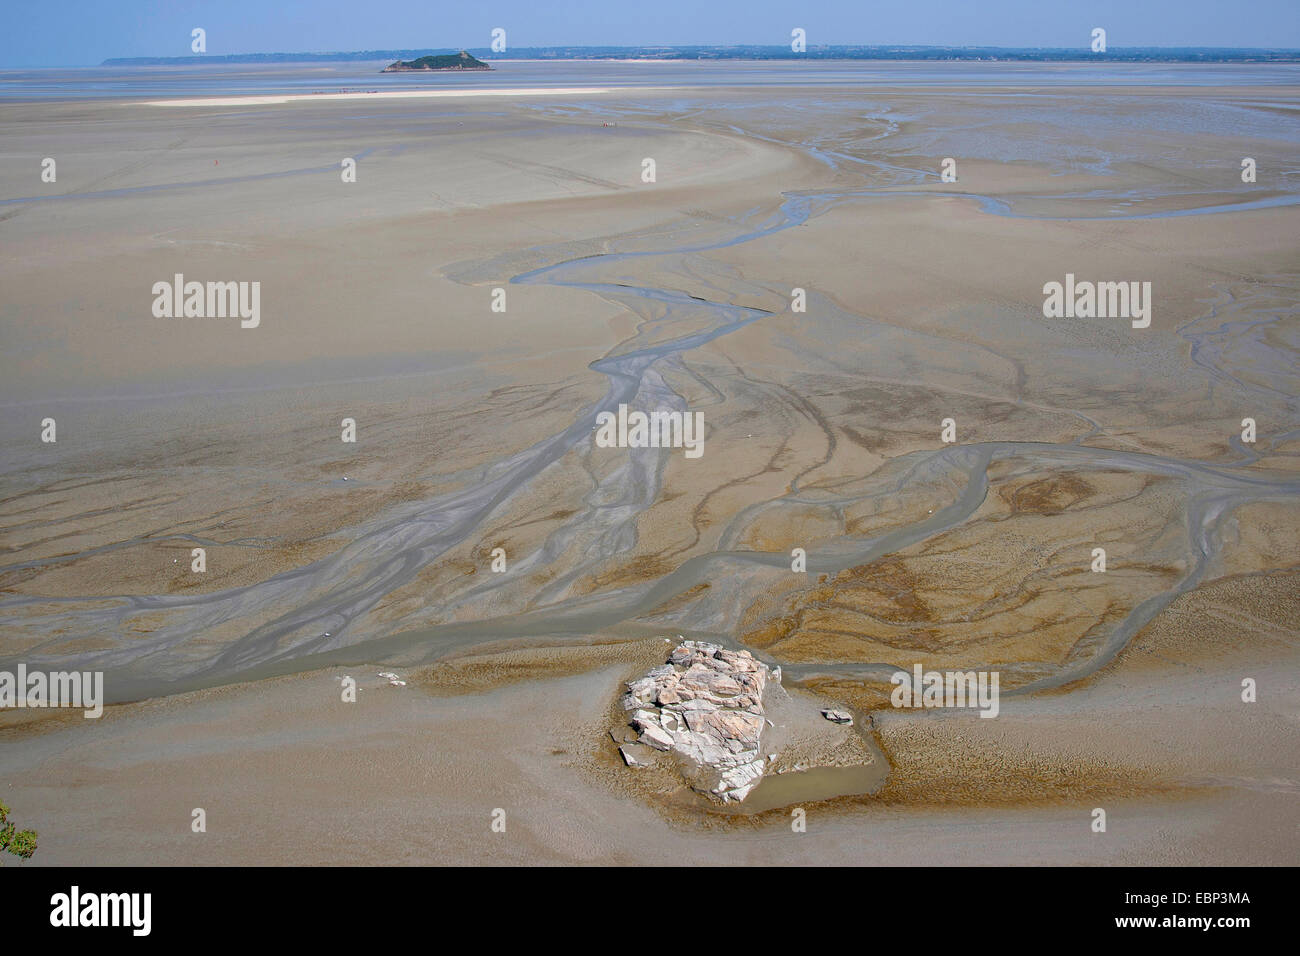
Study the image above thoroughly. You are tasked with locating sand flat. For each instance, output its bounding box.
[139,86,632,107]
[1,71,1297,863]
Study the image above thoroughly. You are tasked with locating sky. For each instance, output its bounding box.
[3,0,1298,68]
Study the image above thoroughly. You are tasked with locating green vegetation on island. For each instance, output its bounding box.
[0,801,37,863]
[382,51,491,72]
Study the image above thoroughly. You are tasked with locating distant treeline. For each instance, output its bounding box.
[102,45,1300,66]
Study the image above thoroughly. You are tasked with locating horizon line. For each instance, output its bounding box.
[67,44,1300,70]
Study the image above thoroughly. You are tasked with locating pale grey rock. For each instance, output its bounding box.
[616,640,774,802]
[822,709,853,725]
[637,723,674,752]
[678,699,713,711]
[713,758,767,801]
[620,744,654,768]
[626,677,659,703]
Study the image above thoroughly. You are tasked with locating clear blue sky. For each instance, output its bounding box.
[4,0,1298,67]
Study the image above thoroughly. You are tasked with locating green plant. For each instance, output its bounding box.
[0,800,38,862]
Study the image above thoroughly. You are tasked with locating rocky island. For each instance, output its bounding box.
[614,639,885,808]
[618,640,775,802]
[381,51,491,72]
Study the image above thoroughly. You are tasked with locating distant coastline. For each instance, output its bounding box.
[101,45,1300,67]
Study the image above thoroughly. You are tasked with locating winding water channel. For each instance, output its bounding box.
[2,138,1296,707]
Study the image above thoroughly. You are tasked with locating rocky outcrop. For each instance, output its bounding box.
[381,51,492,72]
[619,640,776,802]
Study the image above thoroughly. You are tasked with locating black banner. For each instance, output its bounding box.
[0,866,1282,940]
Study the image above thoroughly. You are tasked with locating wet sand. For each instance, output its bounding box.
[1,73,1297,864]
[2,616,1293,865]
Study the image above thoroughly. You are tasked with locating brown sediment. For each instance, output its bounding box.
[412,636,668,696]
[756,565,1300,811]
[571,554,679,594]
[1000,473,1096,515]
[735,468,1187,675]
[869,720,1190,808]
